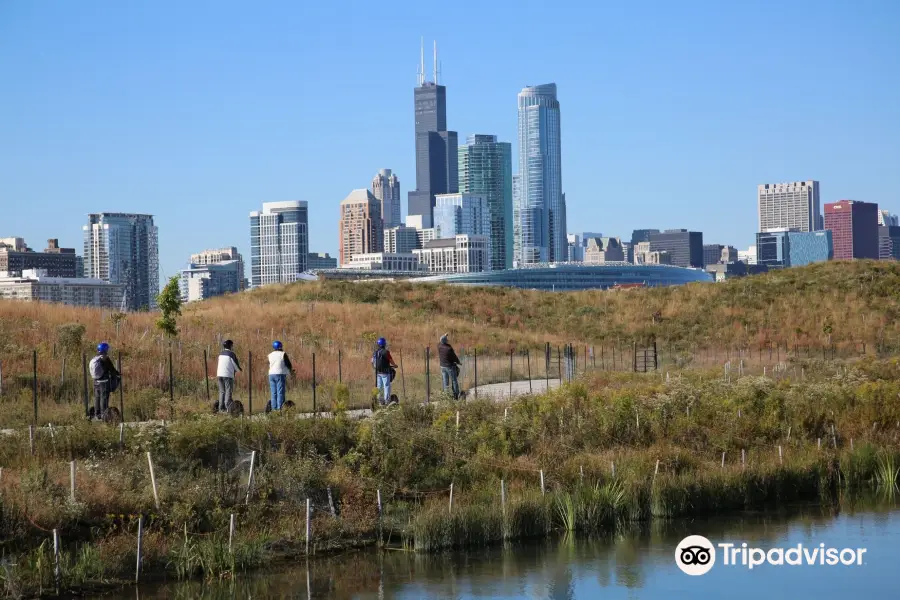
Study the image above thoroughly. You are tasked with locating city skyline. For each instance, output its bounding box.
[3,2,899,279]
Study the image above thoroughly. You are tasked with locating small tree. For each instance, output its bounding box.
[56,323,86,353]
[156,276,182,338]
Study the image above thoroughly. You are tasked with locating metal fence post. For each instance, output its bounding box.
[203,348,211,403]
[82,352,89,417]
[248,351,253,416]
[425,347,431,403]
[118,353,124,420]
[312,352,317,412]
[473,348,478,398]
[32,350,38,425]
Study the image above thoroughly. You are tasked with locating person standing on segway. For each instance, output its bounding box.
[89,342,119,421]
[372,338,398,407]
[216,339,242,413]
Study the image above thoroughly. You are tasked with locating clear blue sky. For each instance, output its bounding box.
[2,0,899,279]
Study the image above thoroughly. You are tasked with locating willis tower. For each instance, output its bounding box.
[408,40,457,228]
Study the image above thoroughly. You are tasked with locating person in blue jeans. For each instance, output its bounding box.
[267,341,294,411]
[372,337,398,406]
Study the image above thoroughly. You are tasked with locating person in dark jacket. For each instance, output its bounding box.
[438,333,461,400]
[216,339,242,412]
[89,342,120,420]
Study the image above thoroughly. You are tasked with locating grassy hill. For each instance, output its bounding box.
[0,260,898,423]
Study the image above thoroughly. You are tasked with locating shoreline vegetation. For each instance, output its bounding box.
[0,359,899,597]
[0,261,899,597]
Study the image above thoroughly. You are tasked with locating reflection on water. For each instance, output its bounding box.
[114,502,898,599]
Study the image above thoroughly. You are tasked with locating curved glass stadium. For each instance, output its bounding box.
[414,263,712,291]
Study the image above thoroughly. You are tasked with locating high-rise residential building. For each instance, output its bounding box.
[190,247,246,290]
[0,238,78,278]
[878,226,900,260]
[408,43,458,229]
[433,193,490,240]
[249,201,309,288]
[516,83,566,265]
[413,234,490,273]
[372,169,401,229]
[584,237,625,264]
[824,200,879,260]
[648,230,703,268]
[384,225,421,254]
[703,244,738,267]
[458,134,513,270]
[83,213,159,310]
[179,261,242,303]
[307,253,338,270]
[0,269,126,309]
[878,210,899,227]
[339,189,384,266]
[758,181,821,232]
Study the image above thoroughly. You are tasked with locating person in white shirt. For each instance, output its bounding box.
[267,340,294,411]
[216,339,242,413]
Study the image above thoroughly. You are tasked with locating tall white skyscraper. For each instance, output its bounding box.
[516,83,566,265]
[758,181,821,232]
[372,169,401,228]
[249,201,309,288]
[83,213,158,310]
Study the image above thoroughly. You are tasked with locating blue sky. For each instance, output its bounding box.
[2,0,898,279]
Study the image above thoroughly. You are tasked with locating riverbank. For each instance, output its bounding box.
[1,358,899,597]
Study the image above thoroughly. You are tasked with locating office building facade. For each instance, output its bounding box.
[384,225,421,254]
[249,201,309,288]
[648,230,703,268]
[755,230,790,268]
[83,213,159,310]
[878,226,900,260]
[758,180,821,232]
[567,234,583,262]
[0,238,78,278]
[341,252,423,271]
[339,189,383,266]
[372,169,401,229]
[458,134,513,270]
[703,244,738,266]
[584,237,625,264]
[191,247,246,289]
[516,83,566,265]
[433,193,490,240]
[788,230,833,266]
[414,235,490,274]
[878,210,899,227]
[307,253,337,270]
[0,269,125,309]
[824,200,879,260]
[180,261,242,303]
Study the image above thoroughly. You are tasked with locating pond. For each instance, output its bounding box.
[111,501,898,599]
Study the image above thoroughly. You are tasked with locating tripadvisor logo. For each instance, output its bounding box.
[675,536,868,575]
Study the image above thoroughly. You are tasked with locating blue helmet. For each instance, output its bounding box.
[272,340,283,350]
[377,337,386,347]
[97,342,109,354]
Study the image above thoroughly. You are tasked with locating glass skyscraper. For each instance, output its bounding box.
[249,201,309,288]
[83,213,159,311]
[516,83,566,265]
[433,193,490,237]
[459,135,513,270]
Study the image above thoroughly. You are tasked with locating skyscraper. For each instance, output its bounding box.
[249,201,309,288]
[83,213,159,310]
[458,135,513,270]
[372,169,401,228]
[878,210,899,227]
[408,41,458,228]
[516,83,566,265]
[758,181,821,232]
[339,189,384,266]
[191,247,246,290]
[824,200,879,259]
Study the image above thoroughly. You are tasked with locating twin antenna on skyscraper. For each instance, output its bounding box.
[417,37,440,86]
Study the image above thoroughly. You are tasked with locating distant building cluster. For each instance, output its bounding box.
[6,47,900,309]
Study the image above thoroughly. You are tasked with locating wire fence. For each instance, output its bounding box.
[0,336,896,426]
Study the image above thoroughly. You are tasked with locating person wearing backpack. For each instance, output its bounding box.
[89,342,119,420]
[372,337,398,406]
[268,341,294,411]
[216,339,242,413]
[438,333,462,400]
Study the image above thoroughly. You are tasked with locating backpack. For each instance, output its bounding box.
[373,348,390,373]
[89,356,107,380]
